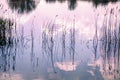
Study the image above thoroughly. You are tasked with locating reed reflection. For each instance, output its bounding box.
[0,18,13,46]
[42,16,58,73]
[42,16,77,73]
[93,14,98,60]
[0,18,16,72]
[69,17,75,64]
[100,7,120,80]
[61,20,66,61]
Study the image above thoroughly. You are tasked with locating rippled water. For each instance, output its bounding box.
[0,0,120,80]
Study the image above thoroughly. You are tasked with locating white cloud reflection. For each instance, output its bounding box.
[55,61,79,71]
[87,56,118,80]
[87,70,95,76]
[0,73,23,80]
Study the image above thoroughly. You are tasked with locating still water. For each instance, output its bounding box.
[0,0,120,80]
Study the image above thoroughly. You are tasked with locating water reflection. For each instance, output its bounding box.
[42,16,58,73]
[0,0,120,80]
[45,0,119,10]
[93,14,98,60]
[69,17,75,64]
[100,7,120,80]
[55,61,78,71]
[42,16,77,71]
[68,0,77,10]
[46,0,77,10]
[5,0,119,13]
[0,73,23,80]
[7,0,40,13]
[0,18,13,46]
[0,18,17,72]
[92,0,119,7]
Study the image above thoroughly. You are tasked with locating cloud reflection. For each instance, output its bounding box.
[0,73,23,80]
[55,61,79,71]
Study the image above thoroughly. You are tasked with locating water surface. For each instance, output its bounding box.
[0,0,120,80]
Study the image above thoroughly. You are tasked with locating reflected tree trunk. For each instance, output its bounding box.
[69,17,75,64]
[100,8,120,79]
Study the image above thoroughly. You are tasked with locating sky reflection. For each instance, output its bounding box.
[0,0,120,80]
[0,73,23,80]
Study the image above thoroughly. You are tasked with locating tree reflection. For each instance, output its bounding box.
[42,16,58,73]
[100,7,120,80]
[45,0,119,10]
[0,18,13,46]
[68,0,77,10]
[0,42,17,72]
[42,17,77,73]
[45,0,77,10]
[69,18,75,64]
[92,0,119,7]
[93,14,98,60]
[7,0,119,11]
[7,0,39,13]
[0,18,16,72]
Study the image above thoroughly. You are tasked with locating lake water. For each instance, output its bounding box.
[0,0,120,80]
